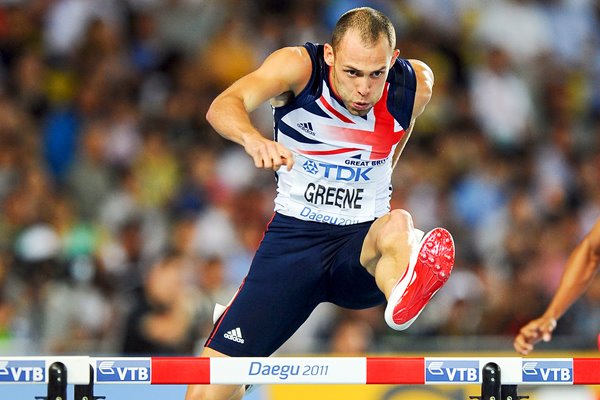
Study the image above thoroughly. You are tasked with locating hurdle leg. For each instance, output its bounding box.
[501,384,529,400]
[470,362,501,400]
[74,364,105,400]
[48,362,68,400]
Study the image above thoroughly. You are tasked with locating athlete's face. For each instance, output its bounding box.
[324,29,399,116]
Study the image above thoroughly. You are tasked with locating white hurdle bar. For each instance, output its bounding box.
[0,356,599,385]
[0,356,90,385]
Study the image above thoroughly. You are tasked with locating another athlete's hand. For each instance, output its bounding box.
[243,133,294,171]
[513,316,557,355]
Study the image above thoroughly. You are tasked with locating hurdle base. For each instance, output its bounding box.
[469,387,529,400]
[469,363,529,400]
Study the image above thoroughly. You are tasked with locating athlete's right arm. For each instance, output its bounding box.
[206,46,312,171]
[514,218,600,354]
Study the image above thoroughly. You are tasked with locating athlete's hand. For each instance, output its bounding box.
[243,133,294,171]
[513,316,557,355]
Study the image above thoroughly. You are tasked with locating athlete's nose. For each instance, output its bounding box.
[356,77,371,97]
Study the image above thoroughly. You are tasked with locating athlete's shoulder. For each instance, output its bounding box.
[273,45,311,59]
[407,59,434,89]
[262,46,313,95]
[407,59,434,118]
[270,43,327,106]
[267,46,312,72]
[387,57,417,91]
[301,42,323,58]
[383,58,418,128]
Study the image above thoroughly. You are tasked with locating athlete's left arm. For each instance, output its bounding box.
[391,59,434,169]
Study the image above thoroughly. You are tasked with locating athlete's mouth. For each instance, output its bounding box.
[352,102,371,111]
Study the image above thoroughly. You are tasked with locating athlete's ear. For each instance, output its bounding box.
[324,43,334,67]
[390,48,400,67]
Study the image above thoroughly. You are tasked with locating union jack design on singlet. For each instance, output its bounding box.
[273,42,417,225]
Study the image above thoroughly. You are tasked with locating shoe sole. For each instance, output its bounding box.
[384,227,454,330]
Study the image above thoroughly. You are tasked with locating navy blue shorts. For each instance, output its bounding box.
[205,213,385,356]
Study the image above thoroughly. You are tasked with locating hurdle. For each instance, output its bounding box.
[1,356,599,400]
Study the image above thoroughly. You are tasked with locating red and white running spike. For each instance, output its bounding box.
[384,227,455,331]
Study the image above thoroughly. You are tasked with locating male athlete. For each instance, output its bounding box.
[186,7,455,400]
[514,218,600,355]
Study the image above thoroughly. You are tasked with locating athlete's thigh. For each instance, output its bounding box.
[327,220,386,309]
[205,215,326,356]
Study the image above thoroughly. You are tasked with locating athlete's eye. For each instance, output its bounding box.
[345,69,358,77]
[371,71,384,78]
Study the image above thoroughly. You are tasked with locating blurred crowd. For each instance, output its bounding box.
[0,0,599,357]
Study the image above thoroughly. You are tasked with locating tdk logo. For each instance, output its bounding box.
[522,360,572,383]
[302,161,372,181]
[96,359,150,382]
[426,360,479,383]
[0,360,45,382]
[320,163,372,181]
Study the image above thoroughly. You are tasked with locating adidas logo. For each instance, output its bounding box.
[224,327,245,344]
[297,122,316,136]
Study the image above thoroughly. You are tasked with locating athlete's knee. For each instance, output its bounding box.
[376,209,415,253]
[388,209,413,225]
[185,385,205,400]
[185,385,212,400]
[185,384,244,400]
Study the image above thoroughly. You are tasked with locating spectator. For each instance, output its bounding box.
[122,251,198,355]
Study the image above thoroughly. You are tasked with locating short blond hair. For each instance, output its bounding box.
[331,7,395,51]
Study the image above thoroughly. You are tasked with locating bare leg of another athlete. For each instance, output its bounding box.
[360,209,454,330]
[185,347,245,400]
